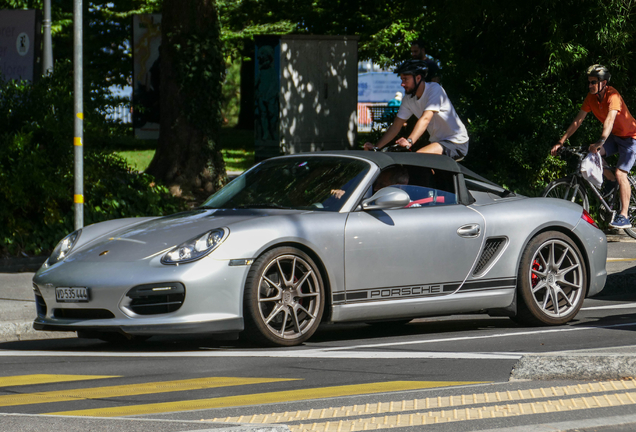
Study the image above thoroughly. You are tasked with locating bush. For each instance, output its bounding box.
[0,61,186,257]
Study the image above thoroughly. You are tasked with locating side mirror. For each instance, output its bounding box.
[361,187,410,210]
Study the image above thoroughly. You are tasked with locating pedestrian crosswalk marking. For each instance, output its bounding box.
[203,379,636,431]
[46,381,480,417]
[0,376,297,407]
[0,374,118,387]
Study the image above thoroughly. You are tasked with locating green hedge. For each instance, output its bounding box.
[0,62,185,258]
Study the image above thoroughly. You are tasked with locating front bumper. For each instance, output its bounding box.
[31,254,250,336]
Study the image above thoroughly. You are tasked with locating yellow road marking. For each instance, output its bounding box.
[0,377,296,408]
[47,381,479,417]
[205,379,636,431]
[286,390,636,431]
[607,257,636,262]
[0,374,118,387]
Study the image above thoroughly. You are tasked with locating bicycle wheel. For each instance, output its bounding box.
[616,175,636,239]
[542,176,590,211]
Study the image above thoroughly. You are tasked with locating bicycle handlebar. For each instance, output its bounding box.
[555,146,586,158]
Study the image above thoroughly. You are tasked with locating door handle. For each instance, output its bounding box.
[457,224,481,238]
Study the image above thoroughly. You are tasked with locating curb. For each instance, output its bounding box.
[511,353,636,381]
[0,320,75,342]
[606,233,636,242]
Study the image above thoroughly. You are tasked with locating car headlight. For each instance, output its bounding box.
[46,229,82,266]
[161,228,228,265]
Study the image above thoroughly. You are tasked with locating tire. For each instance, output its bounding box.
[243,247,325,346]
[618,175,636,239]
[515,231,587,326]
[542,177,589,211]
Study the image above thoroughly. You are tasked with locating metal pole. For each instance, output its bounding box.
[73,0,83,229]
[42,0,53,75]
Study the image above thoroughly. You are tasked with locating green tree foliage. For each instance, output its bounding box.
[221,0,636,194]
[0,61,184,257]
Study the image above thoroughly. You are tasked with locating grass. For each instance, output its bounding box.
[111,126,255,174]
[114,149,155,172]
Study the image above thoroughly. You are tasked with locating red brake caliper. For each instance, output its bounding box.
[531,260,541,287]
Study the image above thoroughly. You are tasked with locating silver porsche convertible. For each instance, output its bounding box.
[32,151,607,346]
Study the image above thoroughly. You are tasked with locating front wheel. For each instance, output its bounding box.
[243,247,325,346]
[542,177,589,211]
[515,231,587,326]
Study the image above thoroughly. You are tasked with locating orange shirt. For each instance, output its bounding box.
[582,86,636,138]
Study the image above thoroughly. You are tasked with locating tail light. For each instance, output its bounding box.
[581,209,599,228]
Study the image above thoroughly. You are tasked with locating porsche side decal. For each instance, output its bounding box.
[333,278,516,304]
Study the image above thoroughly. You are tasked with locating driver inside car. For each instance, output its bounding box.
[372,166,410,193]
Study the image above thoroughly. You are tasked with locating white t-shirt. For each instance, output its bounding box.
[396,82,469,144]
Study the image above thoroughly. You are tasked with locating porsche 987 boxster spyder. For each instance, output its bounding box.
[32,151,607,346]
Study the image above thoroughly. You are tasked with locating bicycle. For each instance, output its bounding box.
[542,146,636,239]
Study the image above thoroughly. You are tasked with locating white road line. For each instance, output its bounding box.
[0,350,523,359]
[581,303,636,311]
[312,321,636,352]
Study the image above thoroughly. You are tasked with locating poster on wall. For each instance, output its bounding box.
[0,9,41,82]
[132,14,161,140]
[358,72,403,103]
[254,36,281,160]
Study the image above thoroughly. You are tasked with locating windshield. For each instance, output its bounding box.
[201,157,371,211]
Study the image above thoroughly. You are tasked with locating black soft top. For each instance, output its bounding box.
[313,150,463,173]
[267,150,512,199]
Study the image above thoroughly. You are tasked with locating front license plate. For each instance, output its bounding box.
[55,287,89,303]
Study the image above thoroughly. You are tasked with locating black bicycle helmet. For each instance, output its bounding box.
[395,59,428,79]
[586,64,611,82]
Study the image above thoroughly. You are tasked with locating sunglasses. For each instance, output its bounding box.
[588,80,599,85]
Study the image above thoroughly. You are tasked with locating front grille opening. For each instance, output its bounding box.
[53,309,115,319]
[126,282,185,315]
[474,237,507,275]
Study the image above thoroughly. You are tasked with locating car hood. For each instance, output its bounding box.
[63,208,305,263]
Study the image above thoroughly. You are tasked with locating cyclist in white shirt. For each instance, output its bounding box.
[364,60,469,160]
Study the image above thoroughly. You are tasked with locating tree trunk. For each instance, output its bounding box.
[146,0,226,199]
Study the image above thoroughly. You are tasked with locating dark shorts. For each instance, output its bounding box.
[603,134,636,172]
[439,140,469,160]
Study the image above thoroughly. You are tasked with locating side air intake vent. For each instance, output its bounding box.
[125,282,186,315]
[473,237,507,275]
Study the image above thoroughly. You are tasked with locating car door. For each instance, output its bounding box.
[343,172,485,304]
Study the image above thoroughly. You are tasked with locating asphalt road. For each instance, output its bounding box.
[0,238,635,432]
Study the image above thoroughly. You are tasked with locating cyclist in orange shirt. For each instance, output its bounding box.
[551,65,636,229]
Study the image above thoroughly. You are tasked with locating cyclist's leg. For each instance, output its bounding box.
[415,142,444,155]
[613,136,636,218]
[417,140,468,160]
[616,169,631,217]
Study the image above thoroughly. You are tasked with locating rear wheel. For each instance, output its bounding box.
[542,177,589,211]
[617,175,636,239]
[243,247,325,346]
[515,231,587,326]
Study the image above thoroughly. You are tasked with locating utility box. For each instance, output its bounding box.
[254,35,359,160]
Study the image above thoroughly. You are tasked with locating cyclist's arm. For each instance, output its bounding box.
[363,116,407,150]
[396,110,435,149]
[551,110,588,155]
[590,109,618,153]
